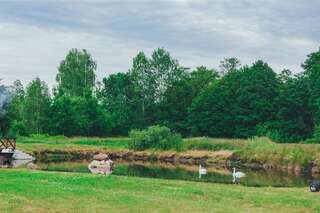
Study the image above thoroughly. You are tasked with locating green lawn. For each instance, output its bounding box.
[0,169,319,213]
[16,135,130,153]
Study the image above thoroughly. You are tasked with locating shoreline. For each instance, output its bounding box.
[31,148,320,177]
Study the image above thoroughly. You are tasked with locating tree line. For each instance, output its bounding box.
[1,47,320,143]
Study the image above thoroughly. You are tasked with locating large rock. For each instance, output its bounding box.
[13,150,35,160]
[12,150,35,168]
[88,159,114,175]
[93,153,110,161]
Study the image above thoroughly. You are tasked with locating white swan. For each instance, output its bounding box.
[232,167,245,183]
[199,165,207,178]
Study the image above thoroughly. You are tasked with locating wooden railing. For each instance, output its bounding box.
[0,138,16,151]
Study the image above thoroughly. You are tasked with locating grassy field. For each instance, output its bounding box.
[16,135,320,168]
[16,135,249,153]
[0,169,319,213]
[16,135,130,152]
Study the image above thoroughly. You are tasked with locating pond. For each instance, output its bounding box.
[29,159,314,187]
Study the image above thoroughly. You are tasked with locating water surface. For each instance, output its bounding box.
[32,160,313,187]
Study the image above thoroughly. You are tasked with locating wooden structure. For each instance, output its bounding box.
[0,138,16,152]
[0,138,16,166]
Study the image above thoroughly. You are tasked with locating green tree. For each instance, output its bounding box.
[6,80,27,136]
[188,71,241,137]
[74,92,109,136]
[233,60,279,137]
[99,73,135,135]
[158,74,193,135]
[302,49,320,124]
[219,57,241,75]
[50,93,109,137]
[159,66,218,135]
[129,52,154,127]
[129,48,186,127]
[189,60,278,138]
[265,72,312,142]
[56,49,96,97]
[150,48,186,101]
[49,95,78,136]
[23,78,51,134]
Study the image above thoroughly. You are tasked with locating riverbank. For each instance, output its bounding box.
[0,169,319,213]
[16,135,320,176]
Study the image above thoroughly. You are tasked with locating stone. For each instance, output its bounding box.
[93,153,110,161]
[13,150,35,160]
[88,159,114,175]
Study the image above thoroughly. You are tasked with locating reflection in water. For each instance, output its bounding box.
[12,159,33,167]
[0,150,34,168]
[198,165,207,179]
[30,160,314,187]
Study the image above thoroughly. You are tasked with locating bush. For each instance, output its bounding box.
[128,125,182,151]
[9,120,28,137]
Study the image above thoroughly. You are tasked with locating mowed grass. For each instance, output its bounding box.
[17,135,247,153]
[0,169,319,213]
[16,135,130,153]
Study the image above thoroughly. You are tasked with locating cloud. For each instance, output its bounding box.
[0,1,319,87]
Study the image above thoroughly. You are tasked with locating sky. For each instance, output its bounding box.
[0,0,319,88]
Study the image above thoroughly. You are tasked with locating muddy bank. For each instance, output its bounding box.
[32,149,233,165]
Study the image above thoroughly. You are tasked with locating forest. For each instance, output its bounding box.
[0,48,320,143]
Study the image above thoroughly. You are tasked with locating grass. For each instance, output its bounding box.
[0,169,319,213]
[183,137,320,167]
[182,137,244,151]
[17,135,129,153]
[237,137,320,167]
[17,135,246,153]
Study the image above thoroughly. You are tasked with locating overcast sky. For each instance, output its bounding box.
[0,0,319,87]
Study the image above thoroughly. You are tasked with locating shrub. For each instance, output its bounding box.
[9,120,28,137]
[128,125,182,151]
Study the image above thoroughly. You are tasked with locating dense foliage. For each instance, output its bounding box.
[129,125,182,150]
[1,47,320,143]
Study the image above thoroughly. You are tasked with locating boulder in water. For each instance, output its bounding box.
[88,159,114,175]
[12,150,35,168]
[13,150,35,160]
